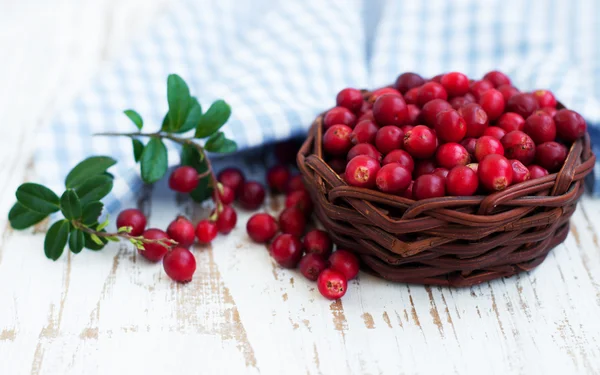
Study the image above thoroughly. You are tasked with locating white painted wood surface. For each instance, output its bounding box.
[1,1,600,374]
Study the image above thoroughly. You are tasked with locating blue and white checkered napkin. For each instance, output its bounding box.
[36,0,600,211]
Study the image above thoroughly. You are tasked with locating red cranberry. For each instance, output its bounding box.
[382,149,414,171]
[347,143,381,162]
[238,181,266,210]
[446,166,479,196]
[467,163,479,173]
[506,93,540,118]
[286,174,305,193]
[421,99,452,126]
[533,89,557,108]
[483,71,511,87]
[163,247,196,283]
[218,168,245,194]
[404,88,419,104]
[395,72,425,93]
[524,111,556,144]
[528,164,549,179]
[372,94,408,126]
[413,174,446,200]
[482,126,507,140]
[336,88,363,113]
[213,205,237,234]
[303,229,333,258]
[167,216,195,248]
[435,109,467,142]
[400,125,414,134]
[458,103,489,138]
[323,107,357,129]
[535,142,568,172]
[479,88,505,120]
[441,72,470,97]
[299,253,328,281]
[375,126,404,154]
[406,104,421,125]
[510,160,530,184]
[369,88,402,104]
[285,190,314,216]
[413,159,436,178]
[358,110,375,123]
[329,250,360,280]
[430,74,445,83]
[497,112,525,132]
[266,165,290,193]
[116,208,147,236]
[195,219,218,244]
[436,143,470,169]
[215,184,235,205]
[433,168,449,179]
[469,79,494,100]
[542,107,558,117]
[501,130,536,165]
[449,96,474,109]
[328,158,346,174]
[357,100,372,118]
[475,136,504,162]
[497,84,520,102]
[323,124,353,155]
[350,120,379,144]
[403,125,437,159]
[317,269,348,300]
[270,233,303,268]
[168,166,198,193]
[478,154,513,191]
[554,109,587,142]
[345,155,380,188]
[140,228,170,262]
[278,207,306,237]
[375,163,412,193]
[460,137,477,156]
[246,213,278,243]
[417,82,448,106]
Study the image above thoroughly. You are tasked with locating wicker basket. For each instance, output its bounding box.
[297,102,596,287]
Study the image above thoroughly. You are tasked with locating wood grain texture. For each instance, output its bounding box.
[1,0,600,374]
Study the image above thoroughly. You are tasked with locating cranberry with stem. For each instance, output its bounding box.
[140,228,170,262]
[218,168,245,194]
[169,166,199,193]
[116,208,147,236]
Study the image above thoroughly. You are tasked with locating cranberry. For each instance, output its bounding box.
[163,247,196,283]
[400,181,414,199]
[140,228,170,262]
[403,88,419,104]
[167,216,195,248]
[278,207,306,237]
[403,125,437,159]
[375,163,412,194]
[467,163,479,173]
[215,184,235,205]
[501,130,536,165]
[406,104,421,125]
[345,155,380,188]
[369,88,402,104]
[350,120,379,144]
[528,164,549,179]
[441,72,470,97]
[347,143,381,162]
[266,165,290,193]
[328,158,346,174]
[417,82,448,106]
[510,160,530,184]
[375,126,404,154]
[435,109,467,142]
[554,109,587,142]
[413,159,436,178]
[433,167,450,179]
[475,136,504,162]
[542,107,558,117]
[323,107,357,129]
[303,229,333,258]
[482,126,507,140]
[497,112,525,132]
[436,143,470,169]
[498,84,520,102]
[358,110,375,123]
[446,166,479,196]
[506,93,540,118]
[329,250,360,280]
[458,103,489,138]
[213,205,237,234]
[535,142,568,172]
[421,99,452,126]
[460,137,477,156]
[238,181,266,210]
[469,79,494,100]
[479,88,505,120]
[168,166,198,193]
[116,208,147,236]
[218,168,245,194]
[299,253,328,281]
[285,190,314,216]
[323,124,353,156]
[317,269,348,300]
[524,111,556,144]
[382,149,414,171]
[478,154,513,191]
[400,125,414,134]
[413,174,446,200]
[483,71,511,87]
[357,101,372,118]
[450,96,474,109]
[395,72,425,93]
[430,74,445,83]
[533,89,557,108]
[336,88,363,113]
[195,219,218,244]
[246,213,278,243]
[372,94,408,126]
[270,233,303,268]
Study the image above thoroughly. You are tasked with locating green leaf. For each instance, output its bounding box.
[140,138,168,183]
[75,175,113,205]
[82,202,104,225]
[212,138,237,153]
[195,100,231,138]
[44,220,70,261]
[164,74,191,131]
[176,97,202,133]
[65,156,117,188]
[132,139,144,162]
[8,202,47,230]
[68,228,85,254]
[105,236,120,242]
[60,189,82,220]
[15,183,60,214]
[96,217,110,231]
[84,232,107,251]
[118,226,132,233]
[204,131,225,152]
[124,109,143,130]
[180,144,213,202]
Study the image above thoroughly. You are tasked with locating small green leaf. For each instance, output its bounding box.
[140,138,168,183]
[212,138,237,153]
[132,139,144,162]
[118,226,133,233]
[75,175,113,205]
[8,202,47,230]
[90,234,103,245]
[84,232,107,251]
[44,220,70,260]
[96,217,110,231]
[105,236,120,242]
[65,156,117,188]
[195,100,231,138]
[60,189,82,220]
[164,74,191,131]
[124,109,143,130]
[177,97,202,133]
[15,183,60,214]
[82,202,104,225]
[68,228,85,254]
[204,131,225,152]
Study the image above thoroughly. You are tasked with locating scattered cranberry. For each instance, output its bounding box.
[535,142,568,172]
[195,219,218,244]
[286,174,305,193]
[497,84,520,102]
[372,94,408,126]
[345,155,380,188]
[163,247,196,283]
[479,88,505,120]
[435,109,467,142]
[475,136,504,161]
[501,130,536,165]
[347,143,382,162]
[238,181,266,210]
[510,160,530,184]
[278,207,306,237]
[441,72,470,97]
[446,166,479,196]
[323,106,357,129]
[478,154,513,191]
[168,166,198,193]
[482,126,507,140]
[406,104,421,125]
[375,163,412,194]
[140,228,170,262]
[299,253,328,281]
[167,216,195,248]
[413,174,446,200]
[449,96,474,109]
[116,208,147,236]
[215,184,235,205]
[270,233,303,268]
[458,103,489,138]
[218,168,245,194]
[266,165,290,193]
[433,168,450,179]
[497,112,525,132]
[533,89,557,108]
[528,164,549,179]
[541,107,558,117]
[213,205,237,234]
[375,126,404,154]
[303,229,333,257]
[460,137,477,156]
[436,143,470,169]
[328,158,346,174]
[246,213,278,243]
[469,79,494,100]
[369,88,402,103]
[403,88,419,105]
[554,109,587,142]
[323,124,353,156]
[395,72,425,94]
[417,82,448,106]
[524,111,556,144]
[336,88,363,113]
[329,250,360,280]
[403,125,437,159]
[421,99,453,126]
[506,93,540,118]
[382,149,414,171]
[483,71,511,87]
[350,120,379,144]
[317,269,348,300]
[285,190,314,215]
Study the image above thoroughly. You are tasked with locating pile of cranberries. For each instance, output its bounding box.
[324,71,587,198]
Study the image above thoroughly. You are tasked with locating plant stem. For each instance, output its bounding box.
[72,221,177,249]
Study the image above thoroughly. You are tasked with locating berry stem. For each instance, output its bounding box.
[71,220,178,249]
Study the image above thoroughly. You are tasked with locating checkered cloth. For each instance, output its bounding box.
[36,0,600,212]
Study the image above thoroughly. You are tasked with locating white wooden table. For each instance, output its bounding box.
[1,1,600,374]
